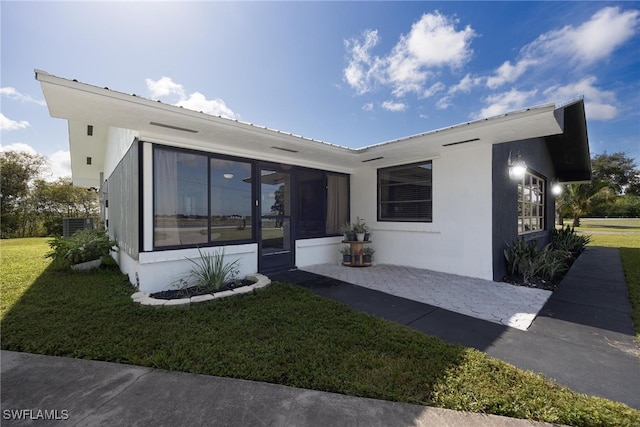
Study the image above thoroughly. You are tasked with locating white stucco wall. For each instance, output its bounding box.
[104,127,139,178]
[295,236,345,268]
[122,244,258,293]
[350,145,494,280]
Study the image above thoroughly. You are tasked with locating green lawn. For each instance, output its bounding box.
[1,238,639,426]
[571,217,640,248]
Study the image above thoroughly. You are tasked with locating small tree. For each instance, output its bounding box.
[591,152,638,195]
[0,150,48,237]
[557,183,615,226]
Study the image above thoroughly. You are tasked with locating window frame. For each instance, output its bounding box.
[151,144,351,250]
[517,170,546,235]
[377,160,433,223]
[152,145,255,250]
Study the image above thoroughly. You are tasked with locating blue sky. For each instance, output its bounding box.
[1,1,639,180]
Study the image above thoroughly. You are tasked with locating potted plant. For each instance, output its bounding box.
[46,229,118,271]
[340,222,356,242]
[340,246,351,264]
[363,247,375,263]
[352,217,369,241]
[339,245,352,263]
[352,248,363,265]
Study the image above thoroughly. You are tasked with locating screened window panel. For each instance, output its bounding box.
[326,174,349,234]
[154,148,208,247]
[210,158,253,242]
[295,169,326,238]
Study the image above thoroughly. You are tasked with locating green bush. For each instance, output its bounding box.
[45,229,117,268]
[553,225,591,257]
[504,239,570,283]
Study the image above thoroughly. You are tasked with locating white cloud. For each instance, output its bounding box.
[177,92,238,118]
[473,88,538,119]
[435,96,453,110]
[472,8,636,120]
[0,87,46,106]
[486,59,537,89]
[343,12,476,98]
[0,113,30,130]
[343,29,381,95]
[145,76,186,99]
[0,142,38,154]
[145,77,239,119]
[522,6,639,68]
[381,100,407,112]
[362,102,374,112]
[47,150,72,181]
[448,73,482,95]
[387,12,476,97]
[544,76,618,120]
[422,82,445,98]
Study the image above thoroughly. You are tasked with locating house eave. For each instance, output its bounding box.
[35,69,589,180]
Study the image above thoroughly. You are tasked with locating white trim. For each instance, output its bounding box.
[142,142,154,252]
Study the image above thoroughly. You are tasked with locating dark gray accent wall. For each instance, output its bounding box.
[491,138,557,281]
[107,142,139,260]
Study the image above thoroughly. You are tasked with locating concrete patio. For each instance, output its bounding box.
[301,263,551,330]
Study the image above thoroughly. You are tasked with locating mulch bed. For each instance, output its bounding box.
[150,279,256,300]
[502,276,560,291]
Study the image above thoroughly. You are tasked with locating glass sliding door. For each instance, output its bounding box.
[259,167,293,272]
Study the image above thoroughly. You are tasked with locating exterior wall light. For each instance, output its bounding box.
[508,152,527,180]
[223,173,234,179]
[551,180,563,196]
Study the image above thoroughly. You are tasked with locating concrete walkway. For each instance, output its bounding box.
[301,263,551,330]
[276,247,640,409]
[1,351,556,427]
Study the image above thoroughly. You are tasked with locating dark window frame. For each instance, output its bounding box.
[152,145,255,251]
[151,144,350,250]
[377,160,433,223]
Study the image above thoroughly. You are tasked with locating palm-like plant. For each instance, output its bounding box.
[557,182,615,226]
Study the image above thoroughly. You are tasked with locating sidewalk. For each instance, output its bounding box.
[274,247,640,409]
[1,351,556,427]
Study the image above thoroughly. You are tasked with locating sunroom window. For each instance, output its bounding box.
[518,171,545,234]
[154,149,208,247]
[153,147,253,248]
[378,161,433,222]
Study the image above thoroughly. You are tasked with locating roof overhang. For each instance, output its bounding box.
[35,70,590,185]
[544,100,591,183]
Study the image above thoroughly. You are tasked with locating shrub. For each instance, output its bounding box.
[553,225,590,257]
[176,247,240,292]
[504,239,571,283]
[45,229,117,268]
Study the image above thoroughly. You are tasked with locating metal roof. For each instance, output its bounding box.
[35,69,590,182]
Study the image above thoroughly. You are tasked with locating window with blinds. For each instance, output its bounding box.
[378,161,433,222]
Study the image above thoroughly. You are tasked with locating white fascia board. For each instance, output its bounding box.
[36,70,566,174]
